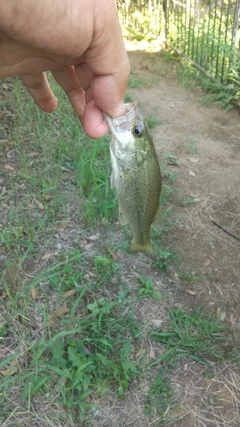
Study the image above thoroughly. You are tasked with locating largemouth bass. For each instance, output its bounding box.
[104,102,162,259]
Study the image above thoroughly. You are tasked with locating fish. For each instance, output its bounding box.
[104,102,162,259]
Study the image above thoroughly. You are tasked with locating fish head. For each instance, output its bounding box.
[104,102,148,152]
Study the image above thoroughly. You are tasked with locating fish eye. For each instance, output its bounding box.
[133,124,144,137]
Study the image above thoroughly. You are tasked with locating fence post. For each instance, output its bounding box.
[162,0,167,48]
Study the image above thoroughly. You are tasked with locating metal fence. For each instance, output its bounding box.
[117,0,164,36]
[117,0,240,84]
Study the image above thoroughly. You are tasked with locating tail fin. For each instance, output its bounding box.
[130,240,156,260]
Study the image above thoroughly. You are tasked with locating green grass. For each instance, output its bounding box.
[185,136,198,155]
[143,306,234,420]
[167,53,240,110]
[137,274,162,300]
[128,77,145,88]
[147,115,160,129]
[151,306,232,365]
[0,250,141,424]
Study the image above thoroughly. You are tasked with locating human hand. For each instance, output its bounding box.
[0,0,130,138]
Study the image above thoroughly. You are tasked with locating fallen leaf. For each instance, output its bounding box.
[149,348,155,359]
[0,368,17,376]
[188,157,199,163]
[189,170,195,177]
[186,289,197,296]
[30,287,39,300]
[88,234,100,241]
[204,259,211,266]
[4,164,15,171]
[55,304,69,318]
[1,291,7,299]
[60,222,68,229]
[36,200,44,210]
[48,320,59,328]
[42,253,53,260]
[80,240,88,248]
[45,194,53,201]
[107,247,118,261]
[216,308,227,321]
[64,289,76,298]
[0,348,9,357]
[27,152,39,158]
[85,243,94,251]
[135,349,144,359]
[221,312,227,321]
[173,302,183,307]
[150,319,163,327]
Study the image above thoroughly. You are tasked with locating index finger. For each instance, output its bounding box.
[83,0,130,117]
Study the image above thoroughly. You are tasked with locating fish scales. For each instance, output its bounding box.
[104,102,162,259]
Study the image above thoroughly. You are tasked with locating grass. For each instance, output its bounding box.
[147,115,160,129]
[185,136,198,155]
[151,306,232,366]
[0,76,236,426]
[128,77,145,88]
[142,306,234,421]
[137,274,162,300]
[168,54,240,110]
[0,250,141,424]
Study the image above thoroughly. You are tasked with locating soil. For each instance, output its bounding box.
[0,44,240,426]
[126,46,240,426]
[128,48,240,313]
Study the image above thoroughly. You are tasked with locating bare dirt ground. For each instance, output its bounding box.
[126,47,240,426]
[0,45,240,427]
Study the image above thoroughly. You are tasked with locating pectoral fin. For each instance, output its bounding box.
[152,205,162,231]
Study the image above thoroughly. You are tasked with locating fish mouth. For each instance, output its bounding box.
[104,102,139,135]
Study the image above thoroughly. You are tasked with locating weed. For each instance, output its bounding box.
[178,270,201,284]
[75,134,116,224]
[181,196,197,206]
[128,77,145,88]
[94,255,113,284]
[152,247,172,272]
[185,136,198,155]
[137,274,162,300]
[151,306,231,365]
[167,154,180,166]
[144,367,174,418]
[0,324,8,339]
[151,77,161,85]
[143,307,233,418]
[1,277,141,423]
[147,116,160,129]
[124,94,134,103]
[174,54,240,110]
[160,184,175,204]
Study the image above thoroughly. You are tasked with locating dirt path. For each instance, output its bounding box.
[128,49,240,312]
[126,48,240,426]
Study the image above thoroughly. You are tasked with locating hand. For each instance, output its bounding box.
[0,0,130,138]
